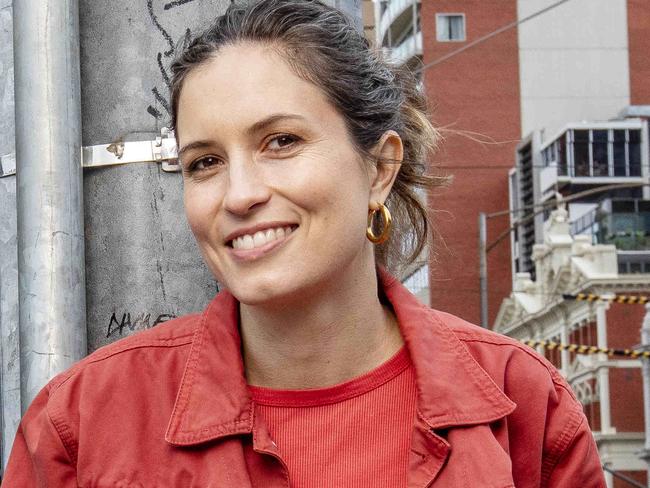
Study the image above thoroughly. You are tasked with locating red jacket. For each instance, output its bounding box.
[4,272,605,487]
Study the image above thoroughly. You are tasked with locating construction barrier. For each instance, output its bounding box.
[523,339,650,359]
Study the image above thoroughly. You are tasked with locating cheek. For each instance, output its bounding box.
[183,182,219,239]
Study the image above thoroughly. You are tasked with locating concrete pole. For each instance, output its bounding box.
[479,212,488,328]
[640,303,650,487]
[13,0,87,409]
[595,298,613,434]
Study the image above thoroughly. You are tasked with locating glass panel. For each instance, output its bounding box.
[573,130,590,176]
[449,16,465,40]
[592,130,609,176]
[436,16,447,40]
[613,130,626,176]
[629,130,641,176]
[557,135,567,175]
[612,200,635,212]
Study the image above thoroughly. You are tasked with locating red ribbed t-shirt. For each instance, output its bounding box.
[249,347,417,488]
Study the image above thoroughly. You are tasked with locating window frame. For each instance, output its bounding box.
[435,13,466,42]
[563,128,643,178]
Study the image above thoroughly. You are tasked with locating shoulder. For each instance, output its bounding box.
[430,310,594,480]
[45,312,201,396]
[432,309,574,400]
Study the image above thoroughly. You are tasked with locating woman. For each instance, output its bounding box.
[5,1,605,486]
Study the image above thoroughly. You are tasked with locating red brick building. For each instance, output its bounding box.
[374,1,650,485]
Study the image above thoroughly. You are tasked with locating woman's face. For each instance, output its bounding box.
[177,43,387,305]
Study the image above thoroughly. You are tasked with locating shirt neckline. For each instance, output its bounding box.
[248,346,410,408]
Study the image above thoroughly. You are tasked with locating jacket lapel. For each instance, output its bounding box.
[165,291,254,446]
[379,270,516,486]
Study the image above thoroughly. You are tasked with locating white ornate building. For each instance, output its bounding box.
[495,206,648,486]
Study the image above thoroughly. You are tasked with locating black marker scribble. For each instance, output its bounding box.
[164,0,196,10]
[147,0,175,56]
[106,311,177,338]
[146,0,194,120]
[148,106,163,119]
[157,52,172,89]
[152,87,171,114]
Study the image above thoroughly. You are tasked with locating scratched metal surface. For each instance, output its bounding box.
[79,0,225,351]
[0,1,20,472]
[0,177,19,472]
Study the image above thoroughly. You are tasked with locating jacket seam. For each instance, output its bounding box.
[454,334,577,399]
[48,335,195,394]
[41,333,196,471]
[46,400,79,484]
[540,405,585,486]
[166,306,211,438]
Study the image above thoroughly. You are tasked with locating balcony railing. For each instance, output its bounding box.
[597,212,650,250]
[384,30,422,65]
[377,0,419,47]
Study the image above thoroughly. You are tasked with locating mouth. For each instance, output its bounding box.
[227,224,298,251]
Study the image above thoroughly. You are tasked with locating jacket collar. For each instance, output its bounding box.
[165,269,515,446]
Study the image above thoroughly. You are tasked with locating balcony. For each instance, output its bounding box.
[598,211,650,250]
[568,199,650,273]
[383,30,422,66]
[538,120,648,195]
[377,0,420,47]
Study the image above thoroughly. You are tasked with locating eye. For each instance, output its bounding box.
[189,155,223,171]
[266,134,300,151]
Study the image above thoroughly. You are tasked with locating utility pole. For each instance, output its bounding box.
[479,212,488,328]
[640,303,650,487]
[14,0,87,410]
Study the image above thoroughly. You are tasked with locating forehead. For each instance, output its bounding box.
[176,43,336,142]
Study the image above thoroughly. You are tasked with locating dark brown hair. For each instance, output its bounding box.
[170,0,445,272]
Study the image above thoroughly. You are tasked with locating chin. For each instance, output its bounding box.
[225,266,326,308]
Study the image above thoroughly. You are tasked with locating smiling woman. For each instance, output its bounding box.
[3,1,606,487]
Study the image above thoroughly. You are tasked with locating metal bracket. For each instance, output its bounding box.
[0,152,16,178]
[1,128,182,177]
[82,127,181,172]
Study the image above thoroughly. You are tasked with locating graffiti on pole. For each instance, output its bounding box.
[106,311,177,338]
[146,0,196,120]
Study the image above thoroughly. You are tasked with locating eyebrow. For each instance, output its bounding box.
[245,113,307,136]
[177,113,308,162]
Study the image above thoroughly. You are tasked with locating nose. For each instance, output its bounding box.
[223,158,271,216]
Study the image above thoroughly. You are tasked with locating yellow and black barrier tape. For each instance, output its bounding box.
[562,293,650,304]
[522,339,650,359]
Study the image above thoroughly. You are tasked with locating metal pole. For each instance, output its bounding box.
[1,0,21,472]
[13,0,87,409]
[640,304,650,487]
[0,168,20,471]
[479,212,488,328]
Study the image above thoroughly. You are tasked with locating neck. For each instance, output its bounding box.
[240,259,403,389]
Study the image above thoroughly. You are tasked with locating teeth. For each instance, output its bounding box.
[242,235,254,250]
[231,226,294,250]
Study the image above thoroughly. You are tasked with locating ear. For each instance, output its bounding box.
[368,130,403,208]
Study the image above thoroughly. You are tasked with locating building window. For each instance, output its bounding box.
[436,14,465,42]
[561,128,644,178]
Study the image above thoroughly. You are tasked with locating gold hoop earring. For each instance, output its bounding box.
[366,204,392,244]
